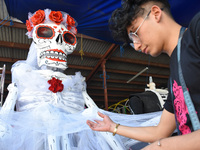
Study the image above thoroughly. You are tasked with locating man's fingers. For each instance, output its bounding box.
[86,120,95,128]
[94,120,102,124]
[98,111,105,118]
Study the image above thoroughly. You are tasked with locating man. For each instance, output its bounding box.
[87,0,200,149]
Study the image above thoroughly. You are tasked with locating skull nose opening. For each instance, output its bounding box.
[56,34,63,44]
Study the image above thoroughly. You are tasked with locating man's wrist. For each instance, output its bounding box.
[112,123,120,136]
[110,123,116,133]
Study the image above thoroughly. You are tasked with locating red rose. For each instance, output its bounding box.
[67,25,72,31]
[26,20,33,32]
[48,77,64,93]
[30,9,45,26]
[49,11,63,25]
[67,14,75,26]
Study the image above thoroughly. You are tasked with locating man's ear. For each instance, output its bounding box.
[151,5,162,23]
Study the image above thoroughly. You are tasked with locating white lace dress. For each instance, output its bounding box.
[0,62,162,150]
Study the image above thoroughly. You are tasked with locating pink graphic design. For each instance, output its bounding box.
[173,80,191,134]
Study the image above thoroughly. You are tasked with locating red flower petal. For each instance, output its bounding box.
[48,77,64,93]
[49,11,63,25]
[30,10,45,26]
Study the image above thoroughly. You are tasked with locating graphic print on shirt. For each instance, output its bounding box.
[173,80,191,134]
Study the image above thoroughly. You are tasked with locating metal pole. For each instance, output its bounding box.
[102,60,108,110]
[0,64,6,106]
[127,67,148,83]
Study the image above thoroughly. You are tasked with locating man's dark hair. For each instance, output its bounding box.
[109,0,171,43]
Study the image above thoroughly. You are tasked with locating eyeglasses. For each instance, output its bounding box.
[128,10,151,48]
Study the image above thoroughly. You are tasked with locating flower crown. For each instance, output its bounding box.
[26,9,77,38]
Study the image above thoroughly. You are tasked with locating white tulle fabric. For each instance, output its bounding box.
[0,43,162,150]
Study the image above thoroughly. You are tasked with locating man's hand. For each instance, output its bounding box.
[86,112,116,133]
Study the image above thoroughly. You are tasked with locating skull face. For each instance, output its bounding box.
[32,23,77,70]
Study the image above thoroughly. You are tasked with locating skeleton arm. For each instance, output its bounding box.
[0,83,18,140]
[82,89,125,150]
[1,83,18,115]
[82,90,98,108]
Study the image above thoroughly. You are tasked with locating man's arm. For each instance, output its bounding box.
[142,129,200,150]
[87,109,176,143]
[112,109,176,143]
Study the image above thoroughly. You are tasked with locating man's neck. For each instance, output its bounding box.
[162,17,182,56]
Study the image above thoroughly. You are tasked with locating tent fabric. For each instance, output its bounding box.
[4,0,200,44]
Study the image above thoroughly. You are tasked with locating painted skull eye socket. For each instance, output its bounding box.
[36,26,54,38]
[63,31,76,45]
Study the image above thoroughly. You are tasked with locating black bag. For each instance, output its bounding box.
[128,91,162,114]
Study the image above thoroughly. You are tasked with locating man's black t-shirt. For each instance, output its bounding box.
[164,12,200,135]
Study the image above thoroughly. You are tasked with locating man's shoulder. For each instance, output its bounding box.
[193,12,200,19]
[189,11,200,27]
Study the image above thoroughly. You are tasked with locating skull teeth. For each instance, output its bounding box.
[40,50,67,61]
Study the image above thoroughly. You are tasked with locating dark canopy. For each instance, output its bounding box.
[4,0,200,43]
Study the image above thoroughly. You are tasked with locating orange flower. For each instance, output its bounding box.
[67,25,72,31]
[26,20,33,32]
[67,14,75,26]
[30,10,45,26]
[49,11,63,25]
